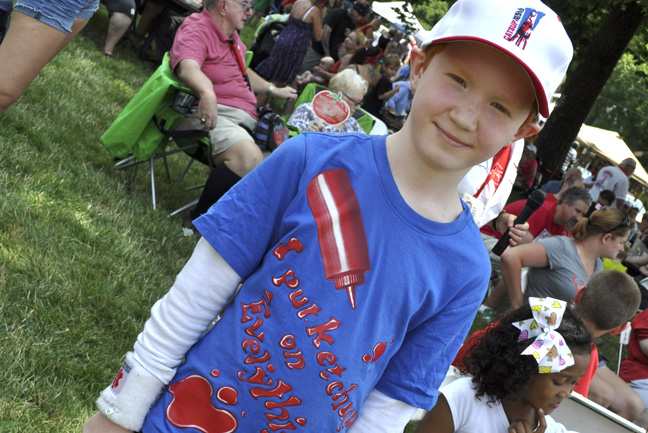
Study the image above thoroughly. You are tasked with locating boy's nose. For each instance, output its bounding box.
[450,100,478,131]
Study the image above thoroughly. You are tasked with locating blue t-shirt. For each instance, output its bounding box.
[142,133,490,432]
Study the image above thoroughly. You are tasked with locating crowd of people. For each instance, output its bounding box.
[474,142,648,424]
[3,0,648,432]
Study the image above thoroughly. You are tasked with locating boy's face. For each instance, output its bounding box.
[406,42,540,172]
[383,64,399,79]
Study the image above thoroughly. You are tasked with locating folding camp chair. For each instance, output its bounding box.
[617,323,632,375]
[102,51,212,210]
[102,51,254,213]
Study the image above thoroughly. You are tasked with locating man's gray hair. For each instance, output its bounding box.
[559,186,592,206]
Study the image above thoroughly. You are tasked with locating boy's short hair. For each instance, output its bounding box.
[599,189,616,206]
[383,54,402,69]
[575,270,641,331]
[419,0,573,118]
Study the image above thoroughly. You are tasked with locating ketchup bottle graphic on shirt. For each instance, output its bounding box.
[307,169,371,309]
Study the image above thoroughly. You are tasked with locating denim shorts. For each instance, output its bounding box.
[14,0,100,34]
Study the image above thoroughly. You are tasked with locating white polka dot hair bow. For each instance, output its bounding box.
[512,297,574,374]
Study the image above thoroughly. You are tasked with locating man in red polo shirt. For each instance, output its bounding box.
[170,0,297,219]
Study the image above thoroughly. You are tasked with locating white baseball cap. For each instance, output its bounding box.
[420,0,572,118]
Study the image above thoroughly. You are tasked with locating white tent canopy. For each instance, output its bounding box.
[577,124,648,187]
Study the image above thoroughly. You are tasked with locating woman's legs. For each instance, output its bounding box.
[0,12,90,113]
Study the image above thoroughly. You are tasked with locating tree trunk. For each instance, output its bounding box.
[535,1,646,179]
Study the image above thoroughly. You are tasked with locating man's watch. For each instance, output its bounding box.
[266,83,275,96]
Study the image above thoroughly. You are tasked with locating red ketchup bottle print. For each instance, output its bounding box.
[307,169,371,309]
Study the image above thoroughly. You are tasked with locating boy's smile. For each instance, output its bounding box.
[405,41,540,175]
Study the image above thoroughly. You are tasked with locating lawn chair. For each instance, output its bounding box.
[102,50,254,213]
[617,323,632,375]
[102,51,211,210]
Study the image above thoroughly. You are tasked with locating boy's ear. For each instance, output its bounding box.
[408,46,426,92]
[512,120,541,142]
[609,322,630,336]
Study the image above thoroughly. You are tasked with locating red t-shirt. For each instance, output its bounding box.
[619,310,648,383]
[452,323,598,397]
[519,158,538,189]
[355,18,373,35]
[480,199,567,240]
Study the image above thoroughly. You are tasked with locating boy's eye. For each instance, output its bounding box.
[449,74,466,87]
[491,102,509,115]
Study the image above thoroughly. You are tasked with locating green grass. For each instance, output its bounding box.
[0,7,210,432]
[0,7,626,432]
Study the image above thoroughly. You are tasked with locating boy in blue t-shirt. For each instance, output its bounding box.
[84,0,573,431]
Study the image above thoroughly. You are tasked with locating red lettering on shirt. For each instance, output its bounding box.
[297,303,322,319]
[306,318,341,349]
[250,380,293,400]
[273,237,304,260]
[317,351,337,366]
[238,366,274,386]
[272,269,300,289]
[242,339,271,364]
[289,289,309,308]
[244,317,265,342]
[240,293,272,323]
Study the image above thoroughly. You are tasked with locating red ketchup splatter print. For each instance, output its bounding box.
[166,375,238,433]
[362,342,387,364]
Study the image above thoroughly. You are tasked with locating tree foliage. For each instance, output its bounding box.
[535,1,647,176]
[411,0,448,30]
[586,52,648,167]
